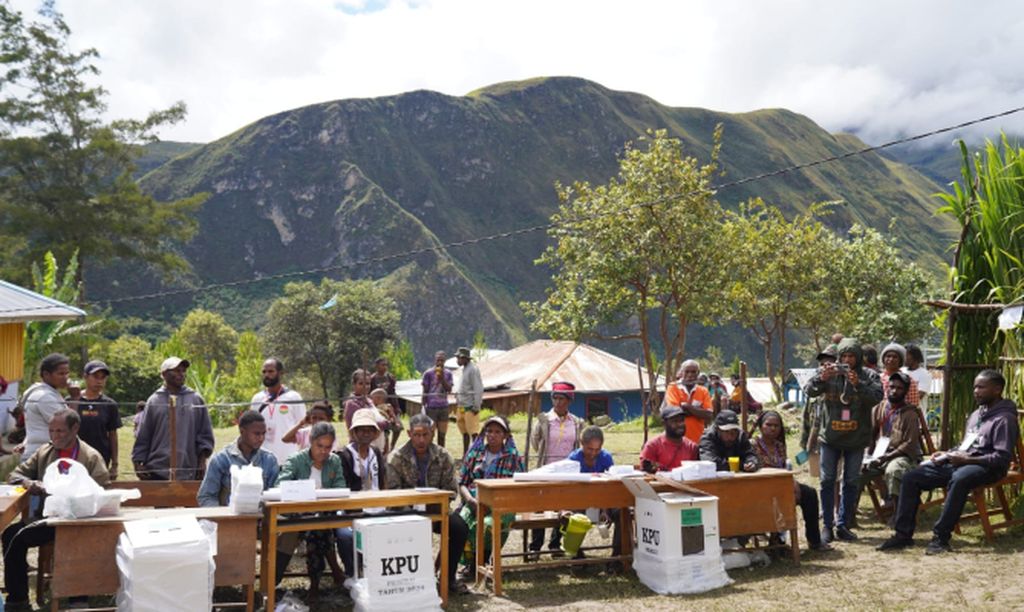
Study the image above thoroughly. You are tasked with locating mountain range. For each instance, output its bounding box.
[104,77,960,368]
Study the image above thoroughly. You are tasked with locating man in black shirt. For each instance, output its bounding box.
[73,360,122,476]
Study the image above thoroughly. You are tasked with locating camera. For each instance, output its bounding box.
[836,364,850,374]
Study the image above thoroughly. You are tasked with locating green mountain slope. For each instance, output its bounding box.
[117,77,956,366]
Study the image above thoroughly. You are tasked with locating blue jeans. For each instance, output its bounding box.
[894,461,1003,542]
[819,443,865,530]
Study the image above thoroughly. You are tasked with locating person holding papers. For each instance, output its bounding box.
[878,369,1020,555]
[859,372,922,519]
[276,422,346,600]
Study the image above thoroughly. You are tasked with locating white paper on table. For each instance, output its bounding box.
[869,437,890,461]
[280,479,316,502]
[513,472,593,482]
[998,305,1023,330]
[958,432,979,452]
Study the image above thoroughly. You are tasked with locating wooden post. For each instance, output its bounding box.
[940,308,956,450]
[524,380,537,469]
[739,361,749,433]
[636,359,649,445]
[168,394,177,481]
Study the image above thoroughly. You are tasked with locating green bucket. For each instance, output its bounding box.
[560,513,593,557]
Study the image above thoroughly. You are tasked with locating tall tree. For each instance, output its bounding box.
[726,200,833,399]
[0,1,207,296]
[525,128,733,384]
[262,279,401,399]
[169,308,240,371]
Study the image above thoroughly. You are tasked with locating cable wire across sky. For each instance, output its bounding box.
[3,103,1024,317]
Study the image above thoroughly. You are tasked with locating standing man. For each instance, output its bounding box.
[879,343,919,406]
[805,339,882,544]
[663,359,713,444]
[73,360,121,477]
[903,344,933,415]
[878,369,1020,554]
[19,353,70,459]
[251,358,306,465]
[197,409,279,507]
[421,351,453,448]
[455,347,484,455]
[132,357,215,480]
[2,409,109,609]
[529,381,585,556]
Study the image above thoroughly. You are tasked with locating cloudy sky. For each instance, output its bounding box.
[15,0,1024,145]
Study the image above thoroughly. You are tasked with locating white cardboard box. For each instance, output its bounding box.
[117,515,214,611]
[354,515,440,611]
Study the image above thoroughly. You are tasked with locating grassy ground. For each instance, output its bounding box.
[77,413,1024,609]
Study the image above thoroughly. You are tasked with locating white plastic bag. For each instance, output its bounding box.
[229,464,264,514]
[41,458,105,519]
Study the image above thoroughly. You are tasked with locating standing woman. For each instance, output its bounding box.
[752,410,832,552]
[458,415,524,579]
[276,422,347,600]
[343,369,374,430]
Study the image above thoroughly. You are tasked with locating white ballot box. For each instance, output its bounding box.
[351,515,440,612]
[116,514,215,611]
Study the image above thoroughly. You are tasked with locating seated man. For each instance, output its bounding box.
[878,369,1020,554]
[859,372,921,516]
[699,409,759,472]
[386,413,470,595]
[639,406,699,473]
[2,408,109,609]
[197,410,279,507]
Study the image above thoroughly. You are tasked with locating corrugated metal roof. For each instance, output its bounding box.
[0,280,86,323]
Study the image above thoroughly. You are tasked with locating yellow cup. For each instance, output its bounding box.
[728,456,740,473]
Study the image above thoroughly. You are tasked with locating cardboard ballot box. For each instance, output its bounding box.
[116,514,215,611]
[622,477,731,595]
[352,515,440,612]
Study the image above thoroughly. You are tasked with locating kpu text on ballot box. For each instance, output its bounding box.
[622,477,732,595]
[352,515,441,612]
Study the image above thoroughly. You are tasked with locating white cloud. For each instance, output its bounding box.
[11,0,1024,144]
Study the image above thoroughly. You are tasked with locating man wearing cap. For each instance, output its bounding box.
[663,359,714,444]
[527,381,586,556]
[73,360,122,475]
[132,357,215,480]
[251,357,307,465]
[19,353,70,459]
[699,410,759,472]
[455,346,484,455]
[197,409,279,507]
[639,405,699,473]
[3,408,109,609]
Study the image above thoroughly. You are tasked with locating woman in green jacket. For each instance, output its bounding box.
[276,422,347,599]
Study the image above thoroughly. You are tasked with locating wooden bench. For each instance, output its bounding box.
[508,511,616,563]
[107,479,203,507]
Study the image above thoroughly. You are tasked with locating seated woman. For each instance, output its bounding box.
[276,422,348,599]
[458,415,524,579]
[334,409,387,587]
[752,410,832,551]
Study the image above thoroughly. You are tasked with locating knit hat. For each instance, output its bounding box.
[551,381,576,400]
[881,342,907,366]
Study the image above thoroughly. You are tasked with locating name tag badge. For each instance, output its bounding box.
[841,409,851,421]
[958,432,979,452]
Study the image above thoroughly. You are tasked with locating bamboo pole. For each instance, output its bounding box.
[168,394,177,481]
[739,361,749,433]
[524,380,537,469]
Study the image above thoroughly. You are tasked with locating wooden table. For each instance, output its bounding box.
[260,489,453,611]
[473,478,636,596]
[47,506,259,612]
[0,491,29,532]
[657,468,800,562]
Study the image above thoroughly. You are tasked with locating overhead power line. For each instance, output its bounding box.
[2,103,1023,317]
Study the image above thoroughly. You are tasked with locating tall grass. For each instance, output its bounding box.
[937,136,1024,445]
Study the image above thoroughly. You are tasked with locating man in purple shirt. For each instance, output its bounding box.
[421,351,453,448]
[878,369,1020,555]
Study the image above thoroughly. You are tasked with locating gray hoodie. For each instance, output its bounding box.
[962,398,1020,476]
[131,386,215,479]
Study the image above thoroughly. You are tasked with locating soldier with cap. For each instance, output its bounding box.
[73,359,122,475]
[455,346,484,455]
[132,357,215,480]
